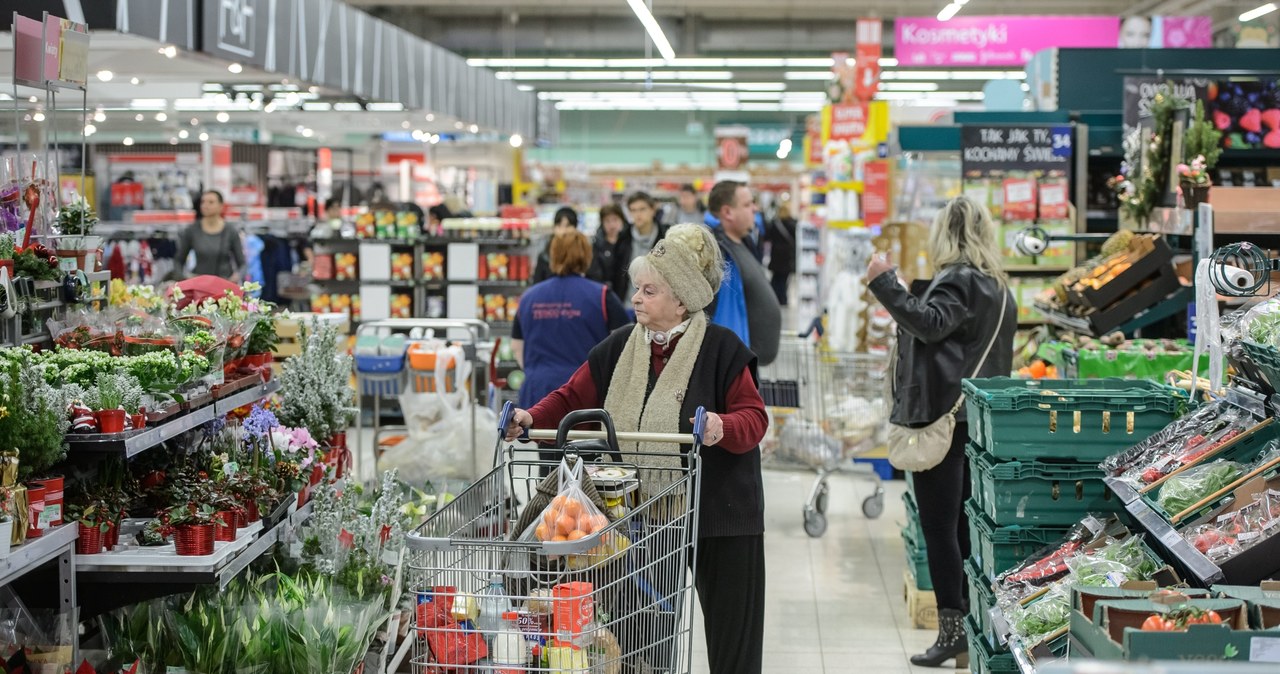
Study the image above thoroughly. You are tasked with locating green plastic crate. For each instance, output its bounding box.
[963,377,1186,462]
[967,444,1122,526]
[965,499,1074,582]
[1242,340,1280,391]
[903,491,924,546]
[966,613,1018,674]
[966,557,1005,653]
[902,528,934,591]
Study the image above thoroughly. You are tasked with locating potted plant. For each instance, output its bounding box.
[0,233,13,275]
[66,500,112,555]
[93,370,128,434]
[5,355,70,537]
[278,320,356,477]
[1181,99,1224,209]
[54,195,102,271]
[209,484,246,542]
[164,503,223,556]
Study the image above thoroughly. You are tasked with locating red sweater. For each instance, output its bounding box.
[528,335,768,452]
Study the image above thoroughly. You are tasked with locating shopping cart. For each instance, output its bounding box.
[406,402,706,673]
[759,335,888,537]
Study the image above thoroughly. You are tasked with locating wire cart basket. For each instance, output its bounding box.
[759,335,889,537]
[406,403,707,674]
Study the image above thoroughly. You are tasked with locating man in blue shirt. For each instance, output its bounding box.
[704,180,782,366]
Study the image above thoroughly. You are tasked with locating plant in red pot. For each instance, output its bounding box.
[209,485,246,542]
[67,500,112,555]
[164,503,222,556]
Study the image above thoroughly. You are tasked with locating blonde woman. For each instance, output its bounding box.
[866,195,1016,668]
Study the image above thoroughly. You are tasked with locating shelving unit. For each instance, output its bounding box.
[66,380,280,458]
[77,501,312,589]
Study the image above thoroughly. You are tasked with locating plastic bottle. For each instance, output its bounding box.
[491,611,527,673]
[476,575,513,647]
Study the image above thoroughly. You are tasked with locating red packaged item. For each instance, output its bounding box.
[1002,178,1038,222]
[1038,178,1069,220]
[417,592,488,668]
[552,581,595,635]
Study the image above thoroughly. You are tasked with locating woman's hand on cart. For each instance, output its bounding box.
[504,407,534,441]
[692,411,724,446]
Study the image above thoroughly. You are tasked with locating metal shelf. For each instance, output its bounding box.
[1006,265,1071,273]
[66,380,279,458]
[0,523,78,588]
[1122,493,1224,586]
[78,500,313,588]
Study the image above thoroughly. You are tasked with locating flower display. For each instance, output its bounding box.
[1177,154,1212,187]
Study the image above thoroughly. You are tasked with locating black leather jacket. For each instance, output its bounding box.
[868,264,1016,427]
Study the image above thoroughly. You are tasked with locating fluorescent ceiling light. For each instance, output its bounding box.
[303,102,332,111]
[879,82,942,92]
[517,85,534,92]
[626,0,676,61]
[938,3,963,22]
[368,102,405,111]
[333,102,363,111]
[880,58,899,67]
[736,92,784,100]
[500,70,734,81]
[1241,4,1278,21]
[785,71,836,81]
[130,99,167,109]
[876,91,984,100]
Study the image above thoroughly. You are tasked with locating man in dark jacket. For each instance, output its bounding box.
[532,207,580,284]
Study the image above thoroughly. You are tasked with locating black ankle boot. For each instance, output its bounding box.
[911,608,969,668]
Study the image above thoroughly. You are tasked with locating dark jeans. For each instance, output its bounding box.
[911,422,971,612]
[770,270,792,306]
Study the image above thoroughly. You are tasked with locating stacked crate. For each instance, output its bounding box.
[960,378,1186,672]
[901,478,937,629]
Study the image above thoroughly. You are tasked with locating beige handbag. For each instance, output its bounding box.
[887,292,1006,472]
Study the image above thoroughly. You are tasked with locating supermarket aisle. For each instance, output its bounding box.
[689,469,949,674]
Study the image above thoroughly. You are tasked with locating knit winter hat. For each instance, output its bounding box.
[646,234,716,313]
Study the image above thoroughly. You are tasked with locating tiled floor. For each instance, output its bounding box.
[687,467,958,674]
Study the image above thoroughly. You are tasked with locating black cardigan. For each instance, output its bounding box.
[587,324,764,538]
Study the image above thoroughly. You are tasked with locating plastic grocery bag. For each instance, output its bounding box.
[380,345,493,484]
[520,460,611,544]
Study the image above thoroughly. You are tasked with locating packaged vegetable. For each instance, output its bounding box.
[1100,401,1226,476]
[1156,460,1244,516]
[1006,584,1071,645]
[995,517,1111,601]
[1115,406,1252,488]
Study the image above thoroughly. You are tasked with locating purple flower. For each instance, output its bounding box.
[242,404,279,439]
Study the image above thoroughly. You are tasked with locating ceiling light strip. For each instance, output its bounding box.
[626,0,677,61]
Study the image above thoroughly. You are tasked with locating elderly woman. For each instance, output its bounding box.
[505,224,768,674]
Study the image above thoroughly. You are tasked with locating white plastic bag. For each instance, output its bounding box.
[381,345,495,485]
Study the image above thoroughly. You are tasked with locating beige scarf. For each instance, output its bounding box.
[604,311,708,499]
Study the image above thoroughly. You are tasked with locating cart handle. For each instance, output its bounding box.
[499,400,705,445]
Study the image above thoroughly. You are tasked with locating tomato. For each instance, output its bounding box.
[1142,615,1174,631]
[1204,610,1223,625]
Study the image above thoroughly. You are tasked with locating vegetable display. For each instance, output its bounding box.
[1157,460,1244,516]
[1101,401,1254,489]
[1139,607,1224,631]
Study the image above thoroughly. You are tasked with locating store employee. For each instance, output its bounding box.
[173,190,246,281]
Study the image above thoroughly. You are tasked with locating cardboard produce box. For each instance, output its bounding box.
[1070,596,1280,662]
[1214,582,1280,630]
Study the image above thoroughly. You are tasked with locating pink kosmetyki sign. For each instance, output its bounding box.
[894,15,1212,67]
[895,16,1119,67]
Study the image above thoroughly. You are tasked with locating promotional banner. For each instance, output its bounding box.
[1123,77,1280,151]
[894,15,1211,67]
[863,160,890,228]
[854,18,883,102]
[714,126,750,171]
[961,125,1073,176]
[822,103,869,143]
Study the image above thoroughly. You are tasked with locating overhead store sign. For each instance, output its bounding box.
[854,18,883,101]
[823,103,868,142]
[894,15,1212,67]
[1123,77,1280,151]
[961,125,1073,175]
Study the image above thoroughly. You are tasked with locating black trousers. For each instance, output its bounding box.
[911,422,971,612]
[695,534,766,674]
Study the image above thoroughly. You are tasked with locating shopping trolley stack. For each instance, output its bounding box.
[406,405,706,674]
[759,336,888,537]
